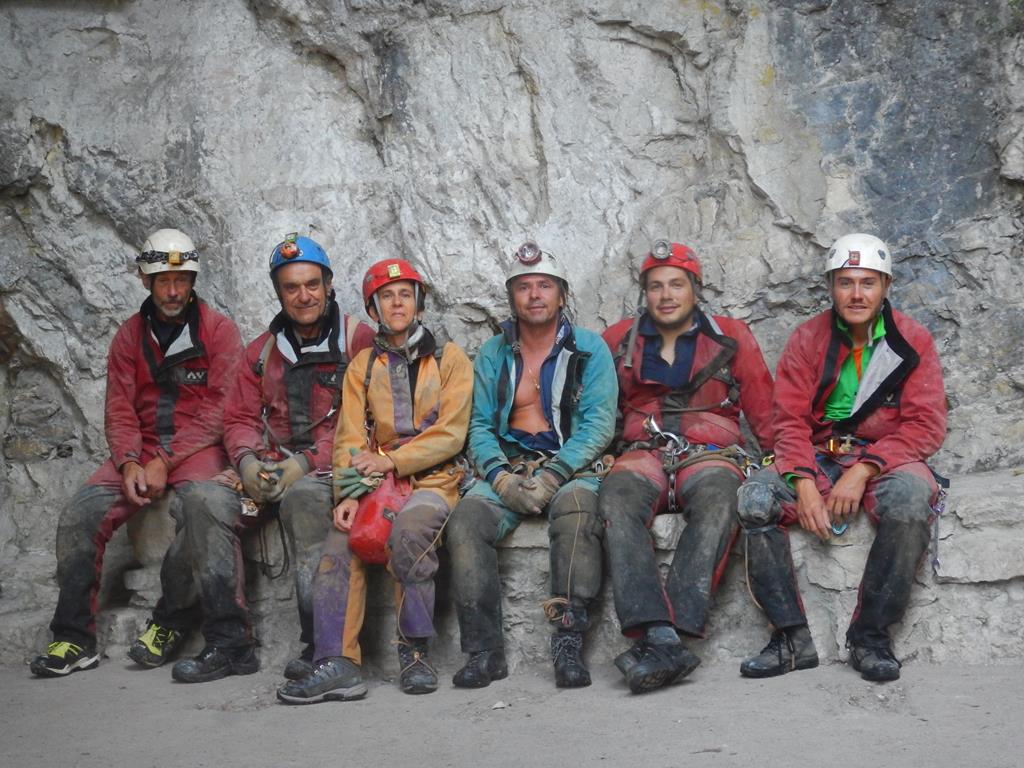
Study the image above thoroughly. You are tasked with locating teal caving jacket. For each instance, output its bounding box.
[468,315,618,482]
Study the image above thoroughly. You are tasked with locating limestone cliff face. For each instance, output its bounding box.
[1,1,1021,662]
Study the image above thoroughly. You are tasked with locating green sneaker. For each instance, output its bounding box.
[30,641,99,678]
[127,621,184,668]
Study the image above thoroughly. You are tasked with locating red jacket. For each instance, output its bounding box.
[223,302,374,474]
[773,300,947,480]
[603,310,774,452]
[96,294,242,484]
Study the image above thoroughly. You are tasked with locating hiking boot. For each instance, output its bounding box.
[551,632,591,688]
[30,641,99,678]
[613,641,643,678]
[849,645,901,682]
[283,644,315,681]
[452,649,508,689]
[740,626,819,679]
[277,657,368,704]
[127,621,184,668]
[398,639,438,695]
[171,645,259,684]
[626,633,701,694]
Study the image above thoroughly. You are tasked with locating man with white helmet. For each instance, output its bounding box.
[187,234,374,683]
[31,229,244,678]
[447,241,617,689]
[737,233,946,683]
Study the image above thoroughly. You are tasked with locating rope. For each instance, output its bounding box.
[539,484,586,627]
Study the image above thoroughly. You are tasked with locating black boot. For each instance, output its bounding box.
[740,625,818,678]
[551,632,590,688]
[398,639,438,695]
[283,643,315,681]
[452,649,508,688]
[613,641,643,678]
[849,644,901,682]
[171,645,259,684]
[626,626,700,694]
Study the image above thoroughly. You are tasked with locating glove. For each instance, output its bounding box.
[239,454,275,504]
[333,467,383,500]
[264,455,310,503]
[518,469,562,513]
[492,470,542,517]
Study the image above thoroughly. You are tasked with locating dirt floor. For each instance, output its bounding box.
[3,658,1021,768]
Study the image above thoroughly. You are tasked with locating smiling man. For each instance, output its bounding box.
[737,233,947,683]
[172,234,375,683]
[447,241,617,690]
[598,239,775,694]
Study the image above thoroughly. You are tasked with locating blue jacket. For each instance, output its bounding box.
[468,315,618,482]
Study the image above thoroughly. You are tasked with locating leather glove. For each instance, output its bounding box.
[239,454,275,504]
[518,469,562,513]
[264,455,310,503]
[492,470,542,516]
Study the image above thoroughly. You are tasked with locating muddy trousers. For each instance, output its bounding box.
[737,461,936,647]
[180,480,252,648]
[276,476,334,647]
[312,490,451,665]
[49,481,201,649]
[187,475,333,648]
[599,460,742,637]
[447,478,603,652]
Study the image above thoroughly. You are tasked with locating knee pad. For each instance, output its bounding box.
[736,480,778,529]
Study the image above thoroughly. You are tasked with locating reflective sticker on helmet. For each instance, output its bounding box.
[387,263,402,278]
[651,239,671,260]
[848,250,861,266]
[515,241,542,265]
[279,242,299,259]
[167,251,182,266]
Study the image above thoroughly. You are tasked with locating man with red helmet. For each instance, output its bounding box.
[276,258,472,702]
[176,234,375,683]
[599,239,775,694]
[737,233,946,683]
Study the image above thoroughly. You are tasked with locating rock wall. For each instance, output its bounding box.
[1,0,1022,665]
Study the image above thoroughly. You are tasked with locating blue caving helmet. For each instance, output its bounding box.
[269,233,333,276]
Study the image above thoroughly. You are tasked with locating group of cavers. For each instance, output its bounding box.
[28,227,947,701]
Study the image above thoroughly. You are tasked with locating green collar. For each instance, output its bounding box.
[836,313,885,346]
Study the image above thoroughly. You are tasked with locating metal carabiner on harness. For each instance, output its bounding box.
[643,414,691,513]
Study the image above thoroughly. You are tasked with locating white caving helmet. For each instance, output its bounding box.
[825,233,892,278]
[136,229,200,276]
[504,240,569,290]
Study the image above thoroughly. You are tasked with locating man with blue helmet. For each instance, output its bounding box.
[171,234,374,683]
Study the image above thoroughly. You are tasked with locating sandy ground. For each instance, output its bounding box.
[2,658,1021,768]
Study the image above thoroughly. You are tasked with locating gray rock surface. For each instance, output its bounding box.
[1,1,1022,666]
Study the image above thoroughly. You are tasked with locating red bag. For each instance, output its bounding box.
[348,474,412,564]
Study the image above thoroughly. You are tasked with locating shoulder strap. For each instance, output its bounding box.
[253,334,276,378]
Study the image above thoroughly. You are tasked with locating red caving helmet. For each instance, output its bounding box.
[639,239,702,284]
[361,258,426,308]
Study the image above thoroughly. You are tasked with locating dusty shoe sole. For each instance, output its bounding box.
[30,653,99,678]
[172,657,259,684]
[277,682,368,704]
[627,652,701,694]
[127,644,169,669]
[740,655,819,679]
